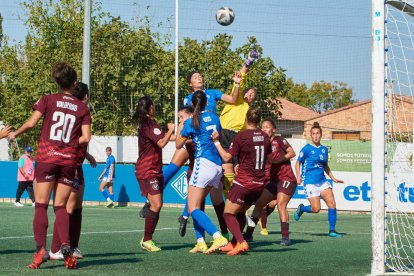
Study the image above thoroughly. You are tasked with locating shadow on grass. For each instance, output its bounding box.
[310,233,347,237]
[43,257,142,269]
[159,243,195,251]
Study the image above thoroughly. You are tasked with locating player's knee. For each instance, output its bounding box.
[151,202,163,212]
[311,206,321,213]
[327,201,336,209]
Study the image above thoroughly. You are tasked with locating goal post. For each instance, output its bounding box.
[371,0,385,274]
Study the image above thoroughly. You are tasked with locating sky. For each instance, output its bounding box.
[0,0,371,100]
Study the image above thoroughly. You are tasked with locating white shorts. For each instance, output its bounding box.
[189,157,223,189]
[304,181,332,198]
[102,177,114,183]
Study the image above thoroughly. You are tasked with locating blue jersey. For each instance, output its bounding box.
[183,89,224,113]
[181,111,222,166]
[297,144,328,185]
[104,154,116,178]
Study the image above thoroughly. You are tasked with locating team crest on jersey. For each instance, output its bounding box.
[171,171,188,199]
[153,128,161,135]
[319,154,324,160]
[299,152,304,158]
[150,179,159,191]
[311,151,315,154]
[322,149,326,153]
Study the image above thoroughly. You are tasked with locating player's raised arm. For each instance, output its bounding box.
[0,125,12,139]
[157,123,175,149]
[9,111,43,140]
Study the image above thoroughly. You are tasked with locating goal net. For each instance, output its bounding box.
[384,0,414,273]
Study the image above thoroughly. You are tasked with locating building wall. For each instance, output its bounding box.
[304,102,372,140]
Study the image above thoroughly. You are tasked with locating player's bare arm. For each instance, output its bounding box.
[324,165,344,183]
[295,160,302,185]
[0,125,12,139]
[157,123,175,149]
[9,111,43,140]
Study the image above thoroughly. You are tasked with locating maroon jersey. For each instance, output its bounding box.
[33,93,91,167]
[269,136,297,183]
[135,117,165,179]
[186,141,195,178]
[76,144,88,167]
[228,129,271,190]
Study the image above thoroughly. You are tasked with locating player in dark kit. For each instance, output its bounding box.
[8,62,91,269]
[49,82,97,261]
[244,118,297,246]
[132,95,175,252]
[212,107,271,255]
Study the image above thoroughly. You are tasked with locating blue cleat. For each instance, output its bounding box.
[294,204,304,221]
[328,231,343,238]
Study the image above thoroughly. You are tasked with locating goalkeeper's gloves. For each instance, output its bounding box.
[245,50,259,67]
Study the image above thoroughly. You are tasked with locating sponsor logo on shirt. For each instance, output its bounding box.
[154,128,161,135]
[203,116,212,122]
[45,175,54,180]
[48,149,71,158]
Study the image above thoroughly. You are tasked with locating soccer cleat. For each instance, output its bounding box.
[106,200,114,208]
[71,248,83,259]
[219,241,237,252]
[246,215,256,228]
[14,201,24,207]
[189,242,208,253]
[260,228,269,236]
[328,231,343,238]
[227,241,249,256]
[243,231,253,242]
[178,215,188,237]
[140,238,161,252]
[280,237,292,246]
[139,201,150,218]
[48,249,64,260]
[60,244,77,269]
[294,204,304,221]
[27,247,48,269]
[205,236,228,254]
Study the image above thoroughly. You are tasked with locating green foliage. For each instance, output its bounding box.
[286,79,355,113]
[0,0,354,154]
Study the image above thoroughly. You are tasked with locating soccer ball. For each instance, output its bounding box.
[216,7,235,26]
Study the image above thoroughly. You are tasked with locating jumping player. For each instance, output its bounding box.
[8,62,91,269]
[244,118,297,246]
[212,107,271,255]
[294,122,344,237]
[176,91,228,254]
[132,95,175,252]
[98,147,116,207]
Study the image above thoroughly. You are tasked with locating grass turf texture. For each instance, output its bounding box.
[0,203,370,275]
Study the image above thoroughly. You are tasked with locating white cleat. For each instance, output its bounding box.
[14,202,24,207]
[49,249,64,260]
[71,248,84,259]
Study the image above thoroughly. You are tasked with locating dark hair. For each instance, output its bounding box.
[311,121,322,135]
[180,106,194,114]
[246,107,262,126]
[52,61,77,89]
[191,90,207,129]
[186,71,199,84]
[72,82,89,101]
[106,146,112,151]
[262,117,276,129]
[132,95,154,127]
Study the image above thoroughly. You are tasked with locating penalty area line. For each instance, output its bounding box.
[0,227,177,240]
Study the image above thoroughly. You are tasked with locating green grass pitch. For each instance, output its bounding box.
[0,203,371,275]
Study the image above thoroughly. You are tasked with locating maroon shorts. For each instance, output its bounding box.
[227,184,263,206]
[71,166,84,192]
[35,162,76,187]
[265,179,297,196]
[137,177,164,197]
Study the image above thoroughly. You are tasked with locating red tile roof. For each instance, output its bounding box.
[274,98,319,121]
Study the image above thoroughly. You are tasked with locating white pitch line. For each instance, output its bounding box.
[0,227,177,240]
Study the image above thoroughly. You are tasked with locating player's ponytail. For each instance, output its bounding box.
[311,121,322,135]
[132,95,153,128]
[191,90,207,129]
[246,107,262,126]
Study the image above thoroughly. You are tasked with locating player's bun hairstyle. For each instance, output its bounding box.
[186,71,199,84]
[246,107,262,126]
[311,121,322,135]
[132,95,154,127]
[52,61,77,89]
[72,82,89,101]
[262,117,276,129]
[180,106,194,114]
[191,90,207,129]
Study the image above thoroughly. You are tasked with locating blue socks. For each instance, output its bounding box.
[191,209,218,237]
[163,162,180,187]
[182,201,189,218]
[102,189,109,200]
[109,193,115,201]
[301,205,312,213]
[193,216,205,239]
[328,208,337,231]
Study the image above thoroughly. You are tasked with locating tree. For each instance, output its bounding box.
[286,79,355,113]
